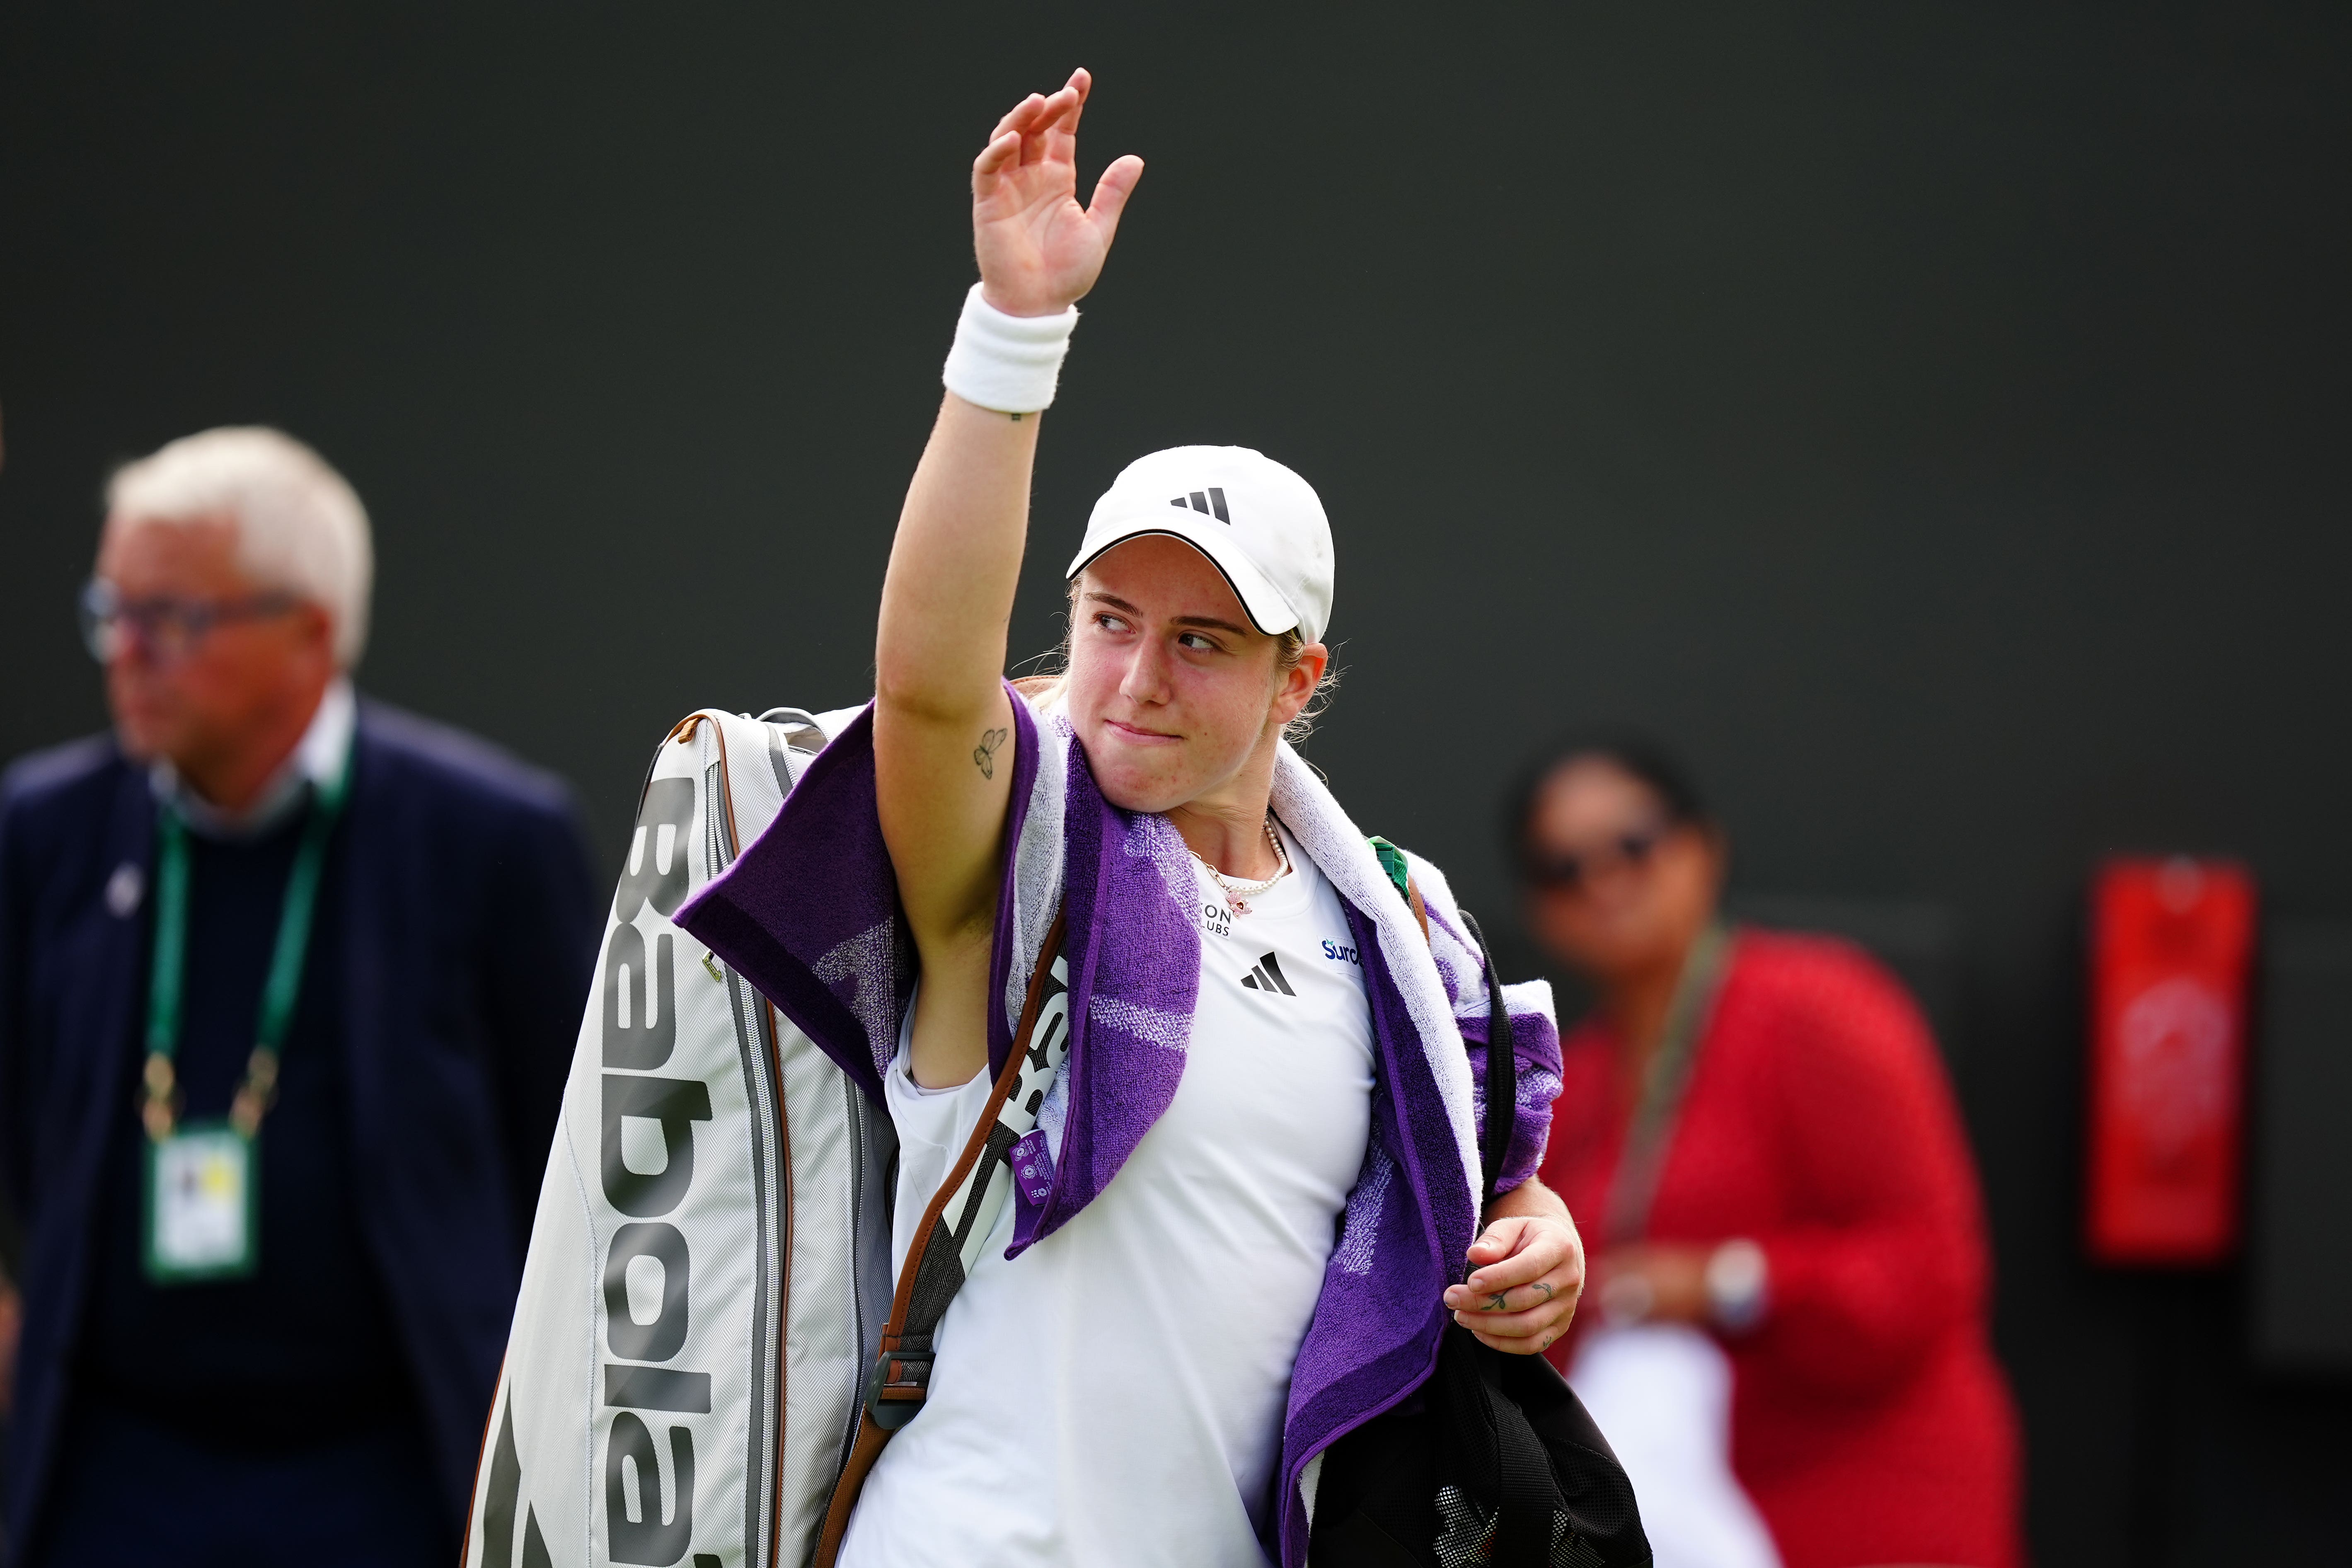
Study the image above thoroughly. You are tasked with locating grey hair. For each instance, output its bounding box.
[1041,579,1342,747]
[106,427,374,668]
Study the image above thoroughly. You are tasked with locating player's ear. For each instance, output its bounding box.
[1272,640,1326,722]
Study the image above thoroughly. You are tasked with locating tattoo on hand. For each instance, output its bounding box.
[1541,1332,1555,1350]
[973,728,1008,779]
[1486,1292,1510,1313]
[1534,1282,1554,1302]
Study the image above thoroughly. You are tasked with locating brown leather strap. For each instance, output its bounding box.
[813,910,1068,1567]
[813,1418,890,1567]
[1404,874,1430,946]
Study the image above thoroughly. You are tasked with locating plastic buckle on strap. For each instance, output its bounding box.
[864,1347,933,1430]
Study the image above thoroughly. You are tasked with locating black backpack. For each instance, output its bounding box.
[1308,903,1653,1568]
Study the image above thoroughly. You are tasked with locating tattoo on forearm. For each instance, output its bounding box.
[1486,1292,1510,1313]
[973,727,1008,779]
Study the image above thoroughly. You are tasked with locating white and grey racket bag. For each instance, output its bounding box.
[466,706,895,1568]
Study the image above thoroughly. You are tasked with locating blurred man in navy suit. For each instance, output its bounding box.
[0,428,601,1565]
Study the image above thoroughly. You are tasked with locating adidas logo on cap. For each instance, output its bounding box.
[1169,487,1231,523]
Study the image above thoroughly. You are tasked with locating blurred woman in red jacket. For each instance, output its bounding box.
[1517,735,2024,1568]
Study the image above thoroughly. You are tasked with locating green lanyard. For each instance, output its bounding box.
[1604,920,1733,1246]
[140,757,350,1143]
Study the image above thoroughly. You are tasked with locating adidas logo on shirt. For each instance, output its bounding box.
[1238,952,1295,996]
[1169,487,1231,523]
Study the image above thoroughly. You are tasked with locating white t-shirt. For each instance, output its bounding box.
[841,825,1374,1568]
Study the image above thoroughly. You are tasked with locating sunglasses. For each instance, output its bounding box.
[1521,821,1672,893]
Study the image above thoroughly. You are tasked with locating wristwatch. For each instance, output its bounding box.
[1705,1238,1769,1333]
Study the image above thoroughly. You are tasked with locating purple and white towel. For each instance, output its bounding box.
[676,683,1563,1566]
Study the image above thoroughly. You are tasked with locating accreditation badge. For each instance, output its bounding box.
[143,1122,259,1283]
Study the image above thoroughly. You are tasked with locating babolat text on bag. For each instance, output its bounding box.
[467,707,896,1568]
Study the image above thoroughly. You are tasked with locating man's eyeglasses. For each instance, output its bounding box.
[1521,822,1671,893]
[80,578,300,666]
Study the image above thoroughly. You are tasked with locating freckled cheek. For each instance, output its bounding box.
[1062,655,1118,724]
[1176,667,1273,746]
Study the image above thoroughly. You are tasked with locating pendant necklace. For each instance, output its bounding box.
[1195,816,1290,915]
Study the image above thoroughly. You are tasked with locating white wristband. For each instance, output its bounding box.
[941,283,1078,414]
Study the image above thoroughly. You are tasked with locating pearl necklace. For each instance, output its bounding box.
[1195,817,1290,915]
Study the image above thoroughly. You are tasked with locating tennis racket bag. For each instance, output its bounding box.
[465,706,897,1568]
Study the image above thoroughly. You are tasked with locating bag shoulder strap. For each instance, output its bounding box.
[1368,836,1512,1207]
[1368,834,1430,943]
[1370,848,1567,1562]
[1457,910,1514,1208]
[814,911,1070,1567]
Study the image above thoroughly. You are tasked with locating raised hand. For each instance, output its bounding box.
[973,69,1144,318]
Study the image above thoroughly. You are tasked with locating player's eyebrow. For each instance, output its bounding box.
[1082,589,1250,637]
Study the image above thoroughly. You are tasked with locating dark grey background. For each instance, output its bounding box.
[2252,923,2352,1375]
[5,3,2347,1561]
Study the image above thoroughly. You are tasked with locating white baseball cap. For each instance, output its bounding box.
[1064,446,1335,644]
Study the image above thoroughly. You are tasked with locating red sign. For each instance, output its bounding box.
[2085,857,2257,1265]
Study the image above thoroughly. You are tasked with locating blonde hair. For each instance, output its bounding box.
[106,427,374,668]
